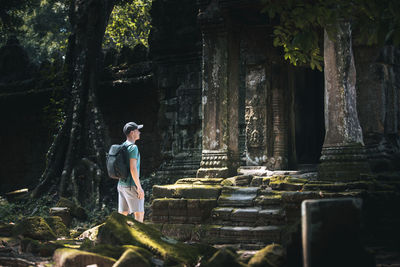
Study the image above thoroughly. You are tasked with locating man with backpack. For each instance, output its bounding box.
[117,122,145,222]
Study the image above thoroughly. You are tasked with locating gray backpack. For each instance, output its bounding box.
[106,144,131,179]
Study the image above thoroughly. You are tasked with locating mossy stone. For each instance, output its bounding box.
[56,197,87,220]
[44,216,70,238]
[97,212,203,266]
[203,247,245,267]
[13,216,56,240]
[113,246,152,267]
[83,244,124,259]
[248,244,286,267]
[53,248,116,267]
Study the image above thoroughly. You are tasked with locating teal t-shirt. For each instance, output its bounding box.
[118,141,140,187]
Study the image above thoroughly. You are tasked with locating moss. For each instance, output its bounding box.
[83,244,125,259]
[248,243,286,267]
[221,178,235,186]
[13,216,56,240]
[97,212,204,266]
[153,184,222,199]
[44,216,70,238]
[176,178,224,185]
[203,247,245,267]
[114,246,152,267]
[20,238,65,256]
[53,248,116,266]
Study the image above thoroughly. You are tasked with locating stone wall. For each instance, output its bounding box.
[149,0,203,180]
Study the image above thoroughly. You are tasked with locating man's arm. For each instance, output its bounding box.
[130,158,144,199]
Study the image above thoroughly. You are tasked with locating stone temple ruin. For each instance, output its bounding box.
[149,0,400,260]
[0,0,399,263]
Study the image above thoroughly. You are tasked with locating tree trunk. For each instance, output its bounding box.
[32,0,115,209]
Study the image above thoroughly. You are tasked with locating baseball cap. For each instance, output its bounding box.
[123,122,143,135]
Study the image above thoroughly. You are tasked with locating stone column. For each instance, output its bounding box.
[196,0,240,178]
[318,22,371,180]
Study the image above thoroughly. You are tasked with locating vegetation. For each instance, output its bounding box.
[262,0,400,70]
[1,0,152,64]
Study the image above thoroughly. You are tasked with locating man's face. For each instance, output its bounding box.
[132,129,140,141]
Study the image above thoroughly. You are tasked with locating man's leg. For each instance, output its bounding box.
[119,211,129,216]
[134,212,144,222]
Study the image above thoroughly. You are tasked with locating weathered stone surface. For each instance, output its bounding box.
[152,184,222,199]
[248,243,286,267]
[53,248,116,267]
[112,246,152,267]
[97,212,206,265]
[151,198,217,223]
[49,207,72,227]
[13,217,56,240]
[175,178,224,185]
[221,175,253,186]
[319,23,371,180]
[218,187,259,207]
[203,248,244,267]
[44,216,69,238]
[302,198,374,267]
[56,198,87,220]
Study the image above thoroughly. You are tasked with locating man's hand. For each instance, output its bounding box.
[137,187,145,199]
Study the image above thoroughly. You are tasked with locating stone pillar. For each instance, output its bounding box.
[196,0,240,178]
[354,45,400,172]
[318,22,371,180]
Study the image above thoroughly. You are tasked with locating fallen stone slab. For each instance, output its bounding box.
[112,246,152,267]
[96,212,208,266]
[53,248,116,267]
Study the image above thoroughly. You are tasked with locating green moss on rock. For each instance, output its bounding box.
[13,216,56,240]
[248,243,286,267]
[113,246,153,267]
[44,216,69,238]
[203,247,245,267]
[53,248,116,267]
[97,212,204,266]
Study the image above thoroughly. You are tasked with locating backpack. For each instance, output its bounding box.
[106,143,131,179]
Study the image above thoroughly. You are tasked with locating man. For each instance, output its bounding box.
[117,122,145,222]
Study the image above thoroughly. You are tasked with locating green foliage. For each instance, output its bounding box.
[104,0,152,50]
[0,195,56,223]
[262,0,400,71]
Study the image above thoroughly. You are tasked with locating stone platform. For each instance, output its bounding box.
[149,168,400,251]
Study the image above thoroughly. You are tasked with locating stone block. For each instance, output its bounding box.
[151,199,170,216]
[53,248,116,267]
[168,199,187,217]
[49,207,72,227]
[302,198,374,267]
[152,184,221,199]
[175,178,224,185]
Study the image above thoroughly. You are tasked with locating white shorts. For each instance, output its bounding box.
[117,184,144,213]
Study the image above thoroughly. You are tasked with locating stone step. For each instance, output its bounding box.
[254,194,282,208]
[211,207,285,226]
[218,187,259,207]
[152,184,222,199]
[205,225,281,244]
